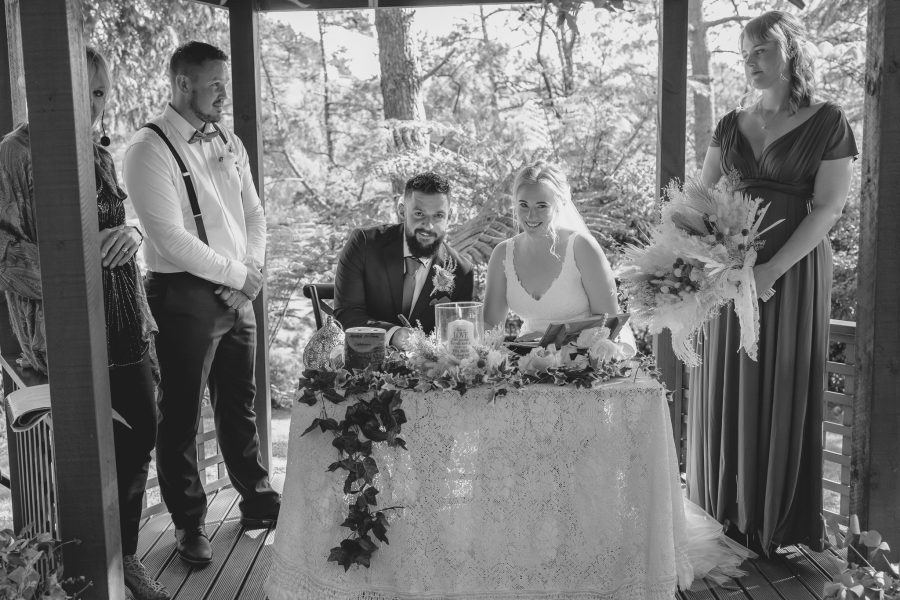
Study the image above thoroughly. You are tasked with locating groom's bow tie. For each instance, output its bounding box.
[189,128,219,144]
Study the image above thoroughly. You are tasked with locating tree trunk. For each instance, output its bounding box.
[479,6,500,115]
[375,8,428,171]
[317,12,336,165]
[688,0,714,169]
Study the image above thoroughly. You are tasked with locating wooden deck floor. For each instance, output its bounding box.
[128,482,276,600]
[134,483,840,600]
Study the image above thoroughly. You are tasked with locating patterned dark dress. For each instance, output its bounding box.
[686,101,858,553]
[0,123,155,372]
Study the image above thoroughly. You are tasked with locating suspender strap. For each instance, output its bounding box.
[141,123,209,245]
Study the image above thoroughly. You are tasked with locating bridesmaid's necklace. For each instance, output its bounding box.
[754,101,789,130]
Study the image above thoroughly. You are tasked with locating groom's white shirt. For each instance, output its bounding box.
[385,237,433,346]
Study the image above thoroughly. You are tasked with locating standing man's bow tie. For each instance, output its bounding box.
[188,128,220,144]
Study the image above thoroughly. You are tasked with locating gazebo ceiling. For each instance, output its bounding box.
[194,0,555,11]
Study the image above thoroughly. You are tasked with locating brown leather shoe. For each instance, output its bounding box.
[123,554,170,600]
[174,526,212,566]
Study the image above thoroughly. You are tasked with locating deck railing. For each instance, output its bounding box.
[0,353,230,523]
[823,319,856,525]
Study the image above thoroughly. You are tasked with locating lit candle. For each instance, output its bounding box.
[446,319,475,360]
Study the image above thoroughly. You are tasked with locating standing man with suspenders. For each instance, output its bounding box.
[123,41,279,566]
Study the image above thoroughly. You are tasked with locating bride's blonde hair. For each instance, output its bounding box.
[511,161,573,256]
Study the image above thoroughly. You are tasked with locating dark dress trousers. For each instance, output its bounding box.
[145,271,278,529]
[334,223,475,333]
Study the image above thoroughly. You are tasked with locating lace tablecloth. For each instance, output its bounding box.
[266,378,689,600]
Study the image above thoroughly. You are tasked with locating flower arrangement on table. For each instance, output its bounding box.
[822,516,900,600]
[295,307,650,571]
[618,172,784,367]
[0,529,89,599]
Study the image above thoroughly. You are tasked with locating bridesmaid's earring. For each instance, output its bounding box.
[100,109,111,147]
[779,72,790,82]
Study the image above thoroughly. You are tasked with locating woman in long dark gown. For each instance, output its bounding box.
[686,11,857,555]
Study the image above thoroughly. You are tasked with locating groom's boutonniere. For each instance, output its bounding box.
[430,252,457,298]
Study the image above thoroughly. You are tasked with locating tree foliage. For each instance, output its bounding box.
[83,0,866,403]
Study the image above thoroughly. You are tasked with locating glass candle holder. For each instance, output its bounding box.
[435,302,484,360]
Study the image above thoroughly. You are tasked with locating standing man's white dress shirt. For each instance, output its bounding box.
[123,103,265,288]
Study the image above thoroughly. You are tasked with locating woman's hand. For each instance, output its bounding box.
[753,262,779,302]
[100,225,142,269]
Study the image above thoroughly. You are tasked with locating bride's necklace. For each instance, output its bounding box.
[754,101,789,131]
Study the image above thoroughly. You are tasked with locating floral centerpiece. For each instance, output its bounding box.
[296,323,648,570]
[823,516,900,600]
[618,172,784,366]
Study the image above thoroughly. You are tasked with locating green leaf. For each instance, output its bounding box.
[372,521,389,544]
[327,546,352,571]
[363,487,379,506]
[323,388,346,404]
[357,535,378,554]
[297,387,318,406]
[301,418,322,437]
[362,457,379,482]
[319,418,340,432]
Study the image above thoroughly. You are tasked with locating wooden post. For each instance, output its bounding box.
[229,0,272,470]
[1,0,14,133]
[655,0,689,465]
[1,0,26,133]
[853,0,900,550]
[20,1,123,596]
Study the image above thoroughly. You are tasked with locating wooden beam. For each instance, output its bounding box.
[853,0,900,552]
[19,0,123,596]
[655,0,689,455]
[2,0,26,132]
[229,0,272,469]
[193,0,539,11]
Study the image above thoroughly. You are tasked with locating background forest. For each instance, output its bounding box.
[83,0,866,405]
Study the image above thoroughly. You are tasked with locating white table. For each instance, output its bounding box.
[266,378,690,600]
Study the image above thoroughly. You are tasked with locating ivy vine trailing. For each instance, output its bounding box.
[296,369,409,571]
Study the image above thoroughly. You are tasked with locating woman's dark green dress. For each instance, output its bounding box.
[687,101,858,553]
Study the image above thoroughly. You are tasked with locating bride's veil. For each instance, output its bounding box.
[554,196,592,239]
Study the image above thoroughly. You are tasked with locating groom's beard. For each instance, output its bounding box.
[405,229,444,259]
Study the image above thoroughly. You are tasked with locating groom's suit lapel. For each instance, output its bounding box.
[382,226,405,317]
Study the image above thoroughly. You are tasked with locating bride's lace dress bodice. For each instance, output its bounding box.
[505,233,591,335]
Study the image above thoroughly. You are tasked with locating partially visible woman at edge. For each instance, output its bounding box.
[0,48,170,600]
[687,11,857,556]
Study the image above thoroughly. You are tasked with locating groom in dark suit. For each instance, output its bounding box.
[334,172,474,350]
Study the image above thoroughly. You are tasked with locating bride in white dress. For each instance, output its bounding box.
[483,161,754,590]
[483,162,620,336]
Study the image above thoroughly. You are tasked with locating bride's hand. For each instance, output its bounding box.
[515,331,542,343]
